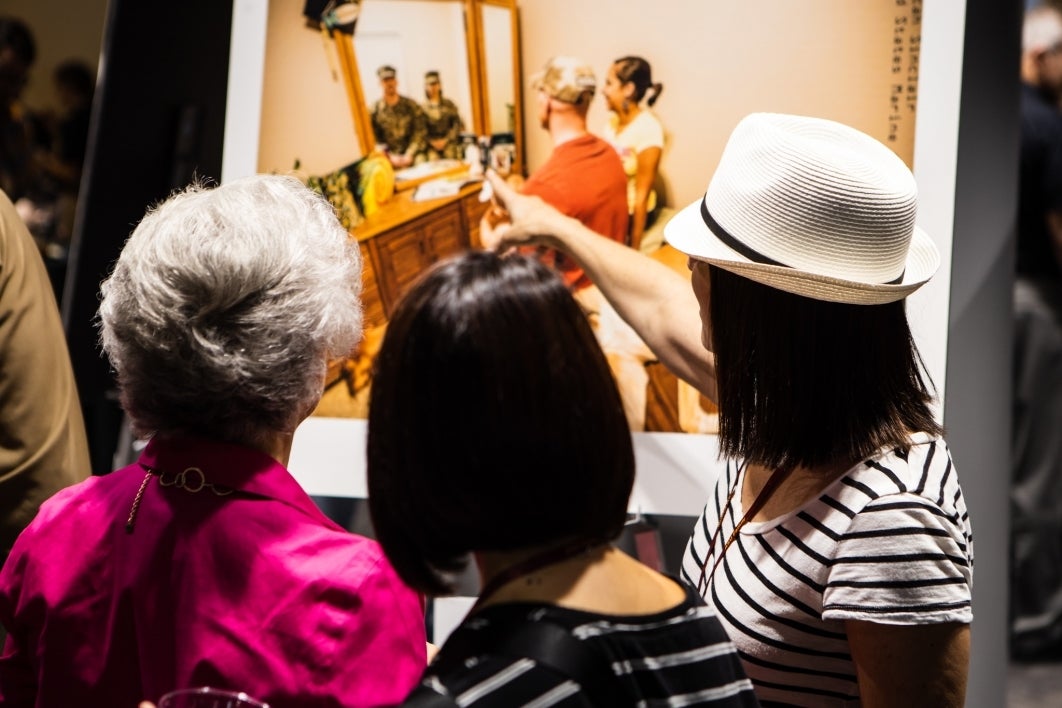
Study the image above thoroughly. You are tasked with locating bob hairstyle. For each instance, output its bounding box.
[367,251,635,595]
[613,56,663,107]
[98,174,362,445]
[709,265,943,470]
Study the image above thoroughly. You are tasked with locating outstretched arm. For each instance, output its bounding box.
[481,172,717,400]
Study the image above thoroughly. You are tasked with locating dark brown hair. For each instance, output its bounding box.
[709,266,943,470]
[613,56,663,107]
[367,252,634,595]
[0,17,35,66]
[54,59,95,100]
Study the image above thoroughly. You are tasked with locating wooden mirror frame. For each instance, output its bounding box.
[332,0,524,176]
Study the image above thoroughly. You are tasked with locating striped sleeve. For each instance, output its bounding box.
[822,492,973,624]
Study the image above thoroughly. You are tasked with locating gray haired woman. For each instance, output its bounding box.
[0,175,427,708]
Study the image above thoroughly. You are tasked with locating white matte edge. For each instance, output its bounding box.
[221,0,269,184]
[289,418,720,518]
[909,0,967,418]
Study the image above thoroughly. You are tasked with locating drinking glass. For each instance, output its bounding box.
[157,687,269,708]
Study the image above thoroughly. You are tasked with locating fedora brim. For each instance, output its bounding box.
[664,197,940,306]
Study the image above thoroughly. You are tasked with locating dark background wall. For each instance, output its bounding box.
[62,0,234,472]
[945,1,1022,705]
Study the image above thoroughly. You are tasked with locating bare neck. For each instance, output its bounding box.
[742,458,857,521]
[548,110,589,147]
[615,104,642,130]
[154,429,295,467]
[256,431,295,467]
[474,545,685,614]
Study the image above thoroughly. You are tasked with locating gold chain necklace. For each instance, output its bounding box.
[125,463,236,534]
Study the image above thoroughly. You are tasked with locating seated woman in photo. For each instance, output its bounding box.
[0,175,427,708]
[600,55,665,252]
[367,251,758,706]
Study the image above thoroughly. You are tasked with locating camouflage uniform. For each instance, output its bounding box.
[420,98,464,161]
[371,95,427,161]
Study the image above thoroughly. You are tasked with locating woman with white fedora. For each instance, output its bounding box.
[480,112,971,707]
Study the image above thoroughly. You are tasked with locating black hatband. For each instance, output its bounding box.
[700,198,786,267]
[698,196,906,285]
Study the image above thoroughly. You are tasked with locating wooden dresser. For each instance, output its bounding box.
[354,183,490,329]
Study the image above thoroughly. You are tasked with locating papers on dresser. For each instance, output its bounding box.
[412,174,484,202]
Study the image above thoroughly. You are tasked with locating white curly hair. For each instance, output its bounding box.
[99,174,362,444]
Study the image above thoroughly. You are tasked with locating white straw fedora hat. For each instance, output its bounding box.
[665,113,939,305]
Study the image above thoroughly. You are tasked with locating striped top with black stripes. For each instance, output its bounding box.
[408,580,759,706]
[680,433,973,707]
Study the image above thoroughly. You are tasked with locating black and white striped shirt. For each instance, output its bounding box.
[681,434,973,706]
[408,581,759,706]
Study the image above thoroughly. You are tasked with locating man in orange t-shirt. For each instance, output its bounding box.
[520,56,628,291]
[501,57,650,430]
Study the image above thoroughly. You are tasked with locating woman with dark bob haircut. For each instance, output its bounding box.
[368,251,757,706]
[480,113,973,706]
[0,175,426,707]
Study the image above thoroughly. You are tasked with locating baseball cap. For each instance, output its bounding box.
[530,56,596,104]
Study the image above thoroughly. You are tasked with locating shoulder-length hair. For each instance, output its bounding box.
[709,266,942,470]
[98,175,362,446]
[367,251,634,596]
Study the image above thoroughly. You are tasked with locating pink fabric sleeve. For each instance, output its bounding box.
[332,554,428,706]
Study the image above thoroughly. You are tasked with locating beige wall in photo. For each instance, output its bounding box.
[257,0,361,176]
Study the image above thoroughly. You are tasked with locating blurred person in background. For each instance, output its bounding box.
[0,17,40,204]
[38,60,94,208]
[1012,2,1062,661]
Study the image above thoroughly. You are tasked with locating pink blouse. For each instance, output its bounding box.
[0,435,426,707]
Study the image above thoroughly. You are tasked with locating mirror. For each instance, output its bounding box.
[338,0,523,175]
[478,3,515,135]
[354,0,472,166]
[473,0,522,176]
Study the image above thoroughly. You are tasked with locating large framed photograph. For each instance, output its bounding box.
[222,0,962,514]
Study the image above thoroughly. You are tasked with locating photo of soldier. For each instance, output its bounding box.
[370,65,426,168]
[419,70,464,161]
